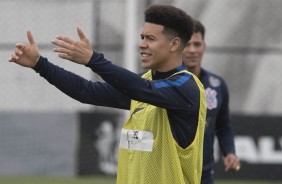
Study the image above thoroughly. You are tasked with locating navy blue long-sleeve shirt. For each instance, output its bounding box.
[34,52,201,148]
[199,68,236,173]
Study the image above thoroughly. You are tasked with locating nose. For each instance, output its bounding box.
[139,39,147,49]
[187,45,196,53]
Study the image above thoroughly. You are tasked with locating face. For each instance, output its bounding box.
[139,23,174,71]
[182,32,205,70]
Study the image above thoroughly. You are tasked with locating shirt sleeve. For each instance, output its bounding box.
[33,56,130,110]
[86,52,200,113]
[215,79,236,156]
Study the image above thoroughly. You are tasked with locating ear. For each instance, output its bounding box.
[170,37,181,52]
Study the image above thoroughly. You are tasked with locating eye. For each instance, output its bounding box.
[194,42,202,47]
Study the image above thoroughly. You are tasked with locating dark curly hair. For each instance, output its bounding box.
[145,4,194,48]
[193,19,206,39]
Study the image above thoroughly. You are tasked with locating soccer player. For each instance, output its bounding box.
[182,19,240,184]
[9,5,207,184]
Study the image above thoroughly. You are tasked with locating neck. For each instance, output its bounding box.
[156,55,182,72]
[187,66,201,78]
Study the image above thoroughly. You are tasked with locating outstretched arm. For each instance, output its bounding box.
[9,31,40,68]
[9,30,130,110]
[51,27,197,111]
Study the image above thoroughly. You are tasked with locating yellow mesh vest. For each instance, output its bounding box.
[117,70,206,184]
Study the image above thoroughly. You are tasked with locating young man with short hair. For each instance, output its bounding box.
[183,19,240,184]
[9,5,206,184]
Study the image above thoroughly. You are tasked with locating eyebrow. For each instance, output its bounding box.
[140,33,156,39]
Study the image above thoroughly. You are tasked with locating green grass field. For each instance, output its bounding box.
[0,177,280,184]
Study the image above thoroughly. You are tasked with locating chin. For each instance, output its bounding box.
[186,61,199,67]
[142,65,150,70]
[141,62,150,69]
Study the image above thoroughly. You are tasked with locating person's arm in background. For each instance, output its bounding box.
[215,79,241,172]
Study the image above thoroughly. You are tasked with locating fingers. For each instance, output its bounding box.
[9,52,21,63]
[52,27,89,48]
[27,31,35,45]
[227,160,240,172]
[15,43,25,50]
[224,160,233,171]
[51,28,92,64]
[57,53,72,61]
[9,54,19,62]
[53,47,72,56]
[225,160,238,171]
[51,36,75,60]
[9,31,40,68]
[54,35,75,45]
[9,31,35,63]
[77,27,87,41]
[224,154,240,172]
[234,164,241,172]
[9,44,24,62]
[51,35,75,52]
[52,41,71,55]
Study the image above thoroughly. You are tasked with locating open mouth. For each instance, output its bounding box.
[140,52,151,60]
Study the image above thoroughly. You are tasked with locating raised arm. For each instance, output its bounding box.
[51,27,199,112]
[9,30,130,110]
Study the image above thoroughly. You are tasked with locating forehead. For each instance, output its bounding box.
[191,32,203,40]
[141,22,164,35]
[189,32,204,42]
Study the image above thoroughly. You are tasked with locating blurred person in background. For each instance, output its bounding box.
[9,5,206,184]
[182,19,240,184]
[94,120,117,175]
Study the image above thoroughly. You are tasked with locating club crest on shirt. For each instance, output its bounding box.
[205,87,217,110]
[209,76,221,87]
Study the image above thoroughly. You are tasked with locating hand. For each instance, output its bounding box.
[8,31,40,68]
[223,153,241,172]
[51,27,93,65]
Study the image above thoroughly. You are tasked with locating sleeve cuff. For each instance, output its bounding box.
[33,56,44,72]
[85,51,104,67]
